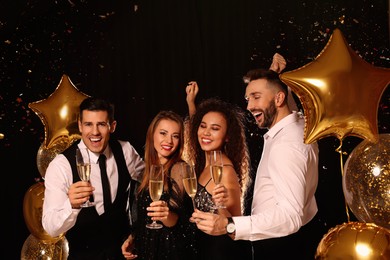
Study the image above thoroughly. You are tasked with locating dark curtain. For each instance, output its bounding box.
[0,0,388,258]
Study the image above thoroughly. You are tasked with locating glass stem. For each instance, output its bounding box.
[192,198,196,210]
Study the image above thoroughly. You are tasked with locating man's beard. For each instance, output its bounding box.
[258,100,277,129]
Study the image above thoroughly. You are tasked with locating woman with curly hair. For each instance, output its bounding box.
[187,97,252,259]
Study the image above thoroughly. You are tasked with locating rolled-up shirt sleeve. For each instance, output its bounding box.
[42,154,81,237]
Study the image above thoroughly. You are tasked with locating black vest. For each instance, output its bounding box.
[63,139,132,258]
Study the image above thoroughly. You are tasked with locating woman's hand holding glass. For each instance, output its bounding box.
[212,183,228,208]
[146,164,165,229]
[147,200,170,225]
[181,162,197,210]
[209,150,226,209]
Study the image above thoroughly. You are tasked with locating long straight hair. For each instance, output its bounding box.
[138,110,184,193]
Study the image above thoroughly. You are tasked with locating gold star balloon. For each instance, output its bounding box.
[280,28,390,144]
[29,74,89,150]
[29,75,90,177]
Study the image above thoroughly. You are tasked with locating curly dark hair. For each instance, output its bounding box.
[188,97,250,201]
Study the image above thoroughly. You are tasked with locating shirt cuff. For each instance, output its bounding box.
[232,216,252,240]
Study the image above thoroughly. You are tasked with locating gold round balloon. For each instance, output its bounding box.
[28,74,89,149]
[23,182,65,243]
[36,137,78,178]
[280,28,390,144]
[315,222,390,259]
[21,234,69,260]
[342,133,390,229]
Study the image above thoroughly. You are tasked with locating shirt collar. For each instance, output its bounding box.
[264,111,300,139]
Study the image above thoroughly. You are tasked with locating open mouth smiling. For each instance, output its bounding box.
[161,145,173,151]
[201,138,212,144]
[253,112,263,121]
[90,137,102,142]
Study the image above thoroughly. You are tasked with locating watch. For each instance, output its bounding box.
[226,217,236,234]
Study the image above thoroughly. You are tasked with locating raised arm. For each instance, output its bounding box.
[186,81,199,117]
[269,53,286,74]
[269,53,298,111]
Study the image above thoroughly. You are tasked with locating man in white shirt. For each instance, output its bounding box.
[191,69,320,259]
[42,97,145,259]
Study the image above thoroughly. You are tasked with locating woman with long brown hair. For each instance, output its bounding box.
[122,110,197,260]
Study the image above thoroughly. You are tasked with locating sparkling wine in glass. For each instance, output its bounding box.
[76,147,95,207]
[181,162,197,209]
[146,164,164,229]
[209,150,225,209]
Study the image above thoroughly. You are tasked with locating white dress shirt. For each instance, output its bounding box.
[42,139,145,237]
[234,112,319,241]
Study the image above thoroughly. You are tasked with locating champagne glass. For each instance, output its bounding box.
[209,150,225,209]
[146,164,164,229]
[76,147,95,207]
[181,162,197,209]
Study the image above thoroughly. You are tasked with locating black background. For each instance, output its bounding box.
[1,0,389,258]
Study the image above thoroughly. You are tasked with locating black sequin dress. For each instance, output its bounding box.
[194,179,252,260]
[132,169,198,260]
